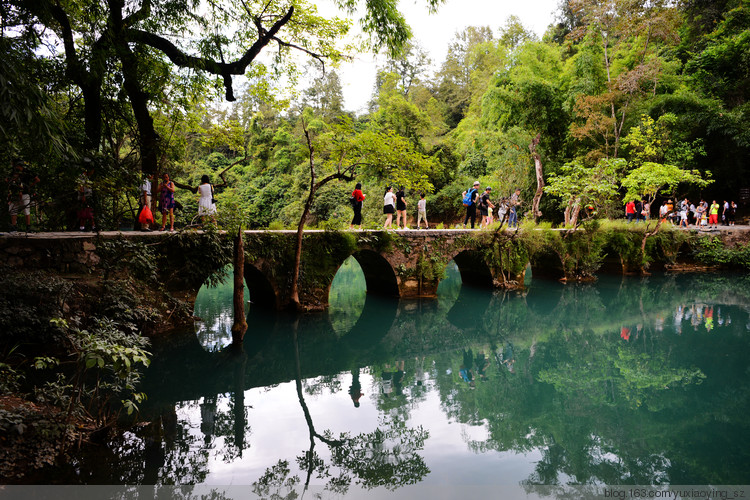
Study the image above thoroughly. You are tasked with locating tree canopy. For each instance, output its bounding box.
[2,0,747,231]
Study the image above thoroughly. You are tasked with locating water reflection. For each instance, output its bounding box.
[193,270,250,352]
[65,272,750,489]
[329,257,367,336]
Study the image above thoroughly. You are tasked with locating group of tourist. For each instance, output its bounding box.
[657,199,738,228]
[7,158,743,234]
[460,181,521,229]
[5,159,40,233]
[349,184,430,230]
[624,199,651,223]
[348,181,522,230]
[137,173,217,231]
[380,185,430,230]
[4,158,220,233]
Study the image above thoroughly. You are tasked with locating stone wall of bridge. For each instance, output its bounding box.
[3,227,749,313]
[239,230,525,310]
[0,230,524,312]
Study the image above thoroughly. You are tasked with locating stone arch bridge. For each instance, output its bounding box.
[6,227,743,311]
[0,229,526,311]
[238,230,527,310]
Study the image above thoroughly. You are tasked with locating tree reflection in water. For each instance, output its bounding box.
[249,322,430,496]
[63,273,750,487]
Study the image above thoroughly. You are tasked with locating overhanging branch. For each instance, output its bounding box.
[125,5,294,101]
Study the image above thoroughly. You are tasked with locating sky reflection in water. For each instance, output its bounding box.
[84,260,750,491]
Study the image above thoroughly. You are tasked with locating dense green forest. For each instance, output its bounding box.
[2,0,749,230]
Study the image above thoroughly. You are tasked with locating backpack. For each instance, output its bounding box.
[462,188,476,207]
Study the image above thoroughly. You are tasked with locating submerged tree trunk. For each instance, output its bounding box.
[231,228,247,343]
[529,134,544,221]
[290,191,315,310]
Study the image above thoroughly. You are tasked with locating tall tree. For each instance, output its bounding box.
[289,110,436,309]
[567,0,682,158]
[435,26,494,127]
[9,0,444,174]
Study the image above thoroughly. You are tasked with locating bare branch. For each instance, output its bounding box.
[313,170,355,191]
[272,37,326,71]
[172,155,252,193]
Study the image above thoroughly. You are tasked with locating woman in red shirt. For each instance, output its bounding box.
[625,200,636,223]
[350,182,366,230]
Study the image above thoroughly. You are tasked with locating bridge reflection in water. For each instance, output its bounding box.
[64,267,750,490]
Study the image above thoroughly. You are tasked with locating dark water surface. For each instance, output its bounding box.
[68,260,750,492]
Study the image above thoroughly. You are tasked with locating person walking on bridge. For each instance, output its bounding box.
[508,188,521,228]
[416,193,429,229]
[462,181,480,229]
[350,182,365,230]
[480,187,495,229]
[6,160,39,232]
[197,175,217,226]
[395,186,408,229]
[158,173,176,231]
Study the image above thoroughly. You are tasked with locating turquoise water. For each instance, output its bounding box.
[66,260,750,491]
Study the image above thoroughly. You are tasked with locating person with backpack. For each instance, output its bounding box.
[349,182,365,230]
[462,181,480,229]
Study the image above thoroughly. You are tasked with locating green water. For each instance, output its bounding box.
[66,260,750,491]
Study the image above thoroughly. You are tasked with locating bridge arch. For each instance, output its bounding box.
[327,256,400,346]
[528,251,566,281]
[350,249,400,297]
[243,262,279,309]
[450,250,494,287]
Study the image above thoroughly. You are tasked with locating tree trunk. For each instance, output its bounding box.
[529,134,544,221]
[570,200,582,228]
[118,47,160,174]
[109,0,160,175]
[640,218,662,274]
[291,122,317,310]
[231,228,247,343]
[290,189,315,310]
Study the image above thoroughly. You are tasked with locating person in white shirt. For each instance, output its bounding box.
[416,193,428,229]
[197,174,217,225]
[383,186,396,229]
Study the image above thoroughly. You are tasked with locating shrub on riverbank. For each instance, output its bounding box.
[691,236,750,270]
[516,221,692,280]
[0,268,156,480]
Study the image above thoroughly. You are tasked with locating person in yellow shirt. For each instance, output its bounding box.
[709,200,720,229]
